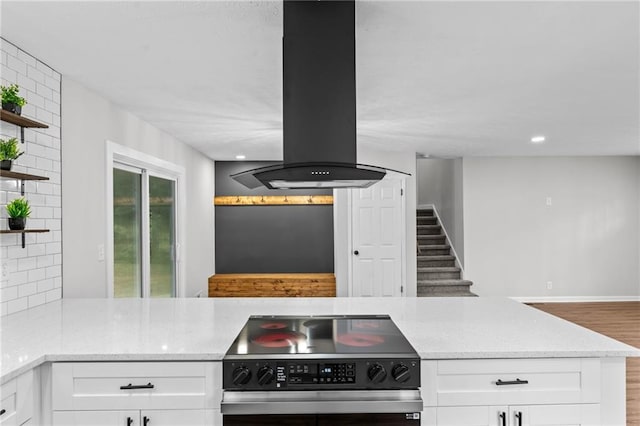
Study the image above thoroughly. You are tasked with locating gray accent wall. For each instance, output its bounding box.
[215,162,334,273]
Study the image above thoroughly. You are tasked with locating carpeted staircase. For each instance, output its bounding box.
[417,208,476,297]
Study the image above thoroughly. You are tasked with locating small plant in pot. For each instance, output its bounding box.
[1,84,27,115]
[0,137,23,170]
[6,197,31,230]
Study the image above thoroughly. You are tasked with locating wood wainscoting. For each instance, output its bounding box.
[208,273,336,297]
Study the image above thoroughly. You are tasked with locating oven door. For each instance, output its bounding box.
[221,390,422,425]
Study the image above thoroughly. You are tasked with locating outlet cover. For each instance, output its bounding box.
[546,281,553,290]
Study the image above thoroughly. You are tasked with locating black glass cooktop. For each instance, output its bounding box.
[224,315,417,358]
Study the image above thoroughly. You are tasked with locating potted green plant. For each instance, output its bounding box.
[1,84,27,115]
[0,137,23,170]
[6,197,31,230]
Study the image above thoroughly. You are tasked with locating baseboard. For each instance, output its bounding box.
[511,296,640,303]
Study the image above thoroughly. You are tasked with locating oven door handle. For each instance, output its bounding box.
[221,390,423,415]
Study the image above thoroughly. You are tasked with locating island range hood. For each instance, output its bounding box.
[231,0,393,190]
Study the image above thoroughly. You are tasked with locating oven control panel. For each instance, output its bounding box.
[223,358,420,391]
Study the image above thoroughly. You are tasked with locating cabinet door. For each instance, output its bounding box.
[436,406,508,426]
[509,404,600,426]
[53,411,139,426]
[140,410,215,426]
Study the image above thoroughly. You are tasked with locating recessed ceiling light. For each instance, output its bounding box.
[531,136,546,143]
[235,155,246,160]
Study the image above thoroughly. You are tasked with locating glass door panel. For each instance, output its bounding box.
[113,168,142,297]
[149,175,176,297]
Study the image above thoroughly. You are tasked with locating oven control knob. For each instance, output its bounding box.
[367,363,387,384]
[232,366,252,385]
[257,366,275,385]
[392,364,411,383]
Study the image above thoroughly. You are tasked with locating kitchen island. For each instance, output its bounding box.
[1,297,638,425]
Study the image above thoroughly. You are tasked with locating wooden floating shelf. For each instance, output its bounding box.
[0,170,49,181]
[214,195,333,206]
[0,229,50,234]
[0,170,49,195]
[0,110,49,128]
[0,229,50,248]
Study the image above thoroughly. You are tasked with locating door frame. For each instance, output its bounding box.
[346,173,407,297]
[105,140,186,298]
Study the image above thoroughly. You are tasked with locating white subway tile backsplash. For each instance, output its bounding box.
[17,258,37,272]
[45,288,61,303]
[27,268,46,283]
[45,265,61,278]
[8,271,28,286]
[7,54,27,75]
[2,42,61,316]
[18,282,37,297]
[7,297,28,315]
[1,286,18,302]
[16,71,35,91]
[28,292,46,308]
[37,278,54,293]
[17,50,36,67]
[46,242,61,255]
[37,255,54,268]
[27,243,46,257]
[27,65,46,84]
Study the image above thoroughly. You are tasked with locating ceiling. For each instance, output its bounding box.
[1,1,638,160]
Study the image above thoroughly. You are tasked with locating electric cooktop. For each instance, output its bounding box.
[223,315,420,391]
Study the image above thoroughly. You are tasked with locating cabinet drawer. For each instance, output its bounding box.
[423,359,600,407]
[52,362,220,411]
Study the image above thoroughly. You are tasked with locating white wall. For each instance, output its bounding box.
[62,79,215,298]
[334,147,417,297]
[463,157,640,299]
[1,40,62,316]
[417,158,465,266]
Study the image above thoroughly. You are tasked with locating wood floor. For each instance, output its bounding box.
[529,302,640,425]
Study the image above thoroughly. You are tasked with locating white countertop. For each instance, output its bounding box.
[2,297,638,384]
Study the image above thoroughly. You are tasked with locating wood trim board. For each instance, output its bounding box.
[214,195,333,206]
[208,273,336,297]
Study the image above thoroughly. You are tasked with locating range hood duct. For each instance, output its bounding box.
[231,0,396,190]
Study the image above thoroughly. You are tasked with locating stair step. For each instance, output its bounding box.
[419,291,478,297]
[417,267,461,273]
[417,217,438,225]
[418,245,451,256]
[417,209,434,217]
[417,235,446,244]
[417,279,475,297]
[417,255,456,267]
[417,267,461,280]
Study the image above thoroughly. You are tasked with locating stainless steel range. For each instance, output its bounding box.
[221,315,422,425]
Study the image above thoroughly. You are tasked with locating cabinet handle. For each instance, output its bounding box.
[499,412,506,426]
[143,416,150,426]
[515,411,523,426]
[120,382,154,390]
[0,409,5,416]
[126,417,133,426]
[495,378,529,386]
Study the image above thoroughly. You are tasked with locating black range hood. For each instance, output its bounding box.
[231,0,393,190]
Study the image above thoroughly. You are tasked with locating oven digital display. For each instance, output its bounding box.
[287,363,355,385]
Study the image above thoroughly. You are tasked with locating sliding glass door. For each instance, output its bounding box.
[113,164,177,298]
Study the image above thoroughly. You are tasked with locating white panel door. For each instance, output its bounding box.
[351,177,404,297]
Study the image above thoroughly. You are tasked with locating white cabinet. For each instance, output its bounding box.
[51,362,221,426]
[421,359,603,426]
[52,409,216,426]
[427,404,600,426]
[0,369,34,426]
